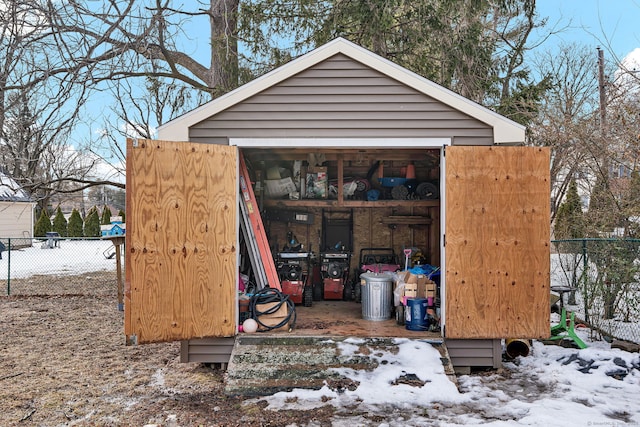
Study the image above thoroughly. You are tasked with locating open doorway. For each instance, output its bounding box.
[239,147,442,339]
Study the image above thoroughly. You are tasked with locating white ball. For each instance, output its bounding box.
[242,318,258,333]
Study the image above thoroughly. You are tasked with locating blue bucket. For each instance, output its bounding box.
[405,298,428,331]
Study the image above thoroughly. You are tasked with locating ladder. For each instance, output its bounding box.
[238,152,281,291]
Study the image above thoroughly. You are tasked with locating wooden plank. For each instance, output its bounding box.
[371,208,391,249]
[115,243,123,309]
[239,193,268,289]
[242,148,440,162]
[445,146,550,339]
[125,138,237,343]
[380,216,432,225]
[239,152,281,290]
[263,199,440,208]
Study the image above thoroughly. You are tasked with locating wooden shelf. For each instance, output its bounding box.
[381,216,433,225]
[263,199,440,208]
[250,148,440,210]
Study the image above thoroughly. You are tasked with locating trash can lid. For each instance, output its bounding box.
[360,272,394,282]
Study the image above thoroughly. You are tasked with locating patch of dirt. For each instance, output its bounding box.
[391,373,426,387]
[0,273,336,426]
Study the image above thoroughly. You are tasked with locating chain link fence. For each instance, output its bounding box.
[551,238,640,344]
[0,237,122,297]
[4,236,638,344]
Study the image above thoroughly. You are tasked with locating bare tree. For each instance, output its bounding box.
[0,1,99,210]
[44,1,241,97]
[529,43,602,221]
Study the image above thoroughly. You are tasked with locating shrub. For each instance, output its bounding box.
[34,209,52,237]
[101,205,112,225]
[84,209,101,237]
[68,209,84,237]
[52,206,68,237]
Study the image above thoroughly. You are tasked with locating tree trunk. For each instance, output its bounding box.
[209,0,240,97]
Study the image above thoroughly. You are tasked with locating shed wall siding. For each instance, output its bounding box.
[446,339,502,369]
[189,54,493,145]
[180,338,235,364]
[180,338,501,369]
[0,202,33,239]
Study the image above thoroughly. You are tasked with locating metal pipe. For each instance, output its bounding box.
[505,338,532,358]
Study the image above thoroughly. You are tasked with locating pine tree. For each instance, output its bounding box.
[67,209,84,237]
[52,206,68,237]
[588,174,618,234]
[101,205,112,225]
[118,209,125,223]
[34,209,52,237]
[86,206,97,218]
[555,180,584,239]
[84,209,101,237]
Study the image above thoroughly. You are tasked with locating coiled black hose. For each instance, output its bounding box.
[249,287,296,331]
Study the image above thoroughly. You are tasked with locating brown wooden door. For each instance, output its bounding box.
[125,139,237,344]
[445,146,550,339]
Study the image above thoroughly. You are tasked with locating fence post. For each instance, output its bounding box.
[581,238,588,323]
[7,238,11,296]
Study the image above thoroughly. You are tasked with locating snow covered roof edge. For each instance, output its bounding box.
[0,171,32,202]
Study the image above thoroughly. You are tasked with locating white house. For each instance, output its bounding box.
[0,171,36,247]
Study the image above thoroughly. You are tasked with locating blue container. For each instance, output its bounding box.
[405,298,428,331]
[379,177,407,187]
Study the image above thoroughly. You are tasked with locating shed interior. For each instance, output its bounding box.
[240,147,443,336]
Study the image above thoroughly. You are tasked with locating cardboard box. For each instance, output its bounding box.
[255,301,291,331]
[407,273,431,285]
[397,271,438,303]
[396,270,411,284]
[404,282,425,299]
[304,166,328,199]
[404,281,436,299]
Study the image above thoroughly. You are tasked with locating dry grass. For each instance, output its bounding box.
[0,272,334,426]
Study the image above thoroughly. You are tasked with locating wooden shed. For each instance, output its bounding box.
[0,171,35,248]
[125,38,550,370]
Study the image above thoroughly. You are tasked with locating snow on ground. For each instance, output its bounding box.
[4,240,640,425]
[254,334,640,426]
[0,239,116,279]
[551,252,640,343]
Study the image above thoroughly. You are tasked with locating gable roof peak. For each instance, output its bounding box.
[158,38,524,144]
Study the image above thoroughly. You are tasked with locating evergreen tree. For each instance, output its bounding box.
[101,205,112,225]
[554,179,586,305]
[118,209,125,223]
[588,174,618,235]
[554,180,585,239]
[67,209,84,237]
[34,209,52,238]
[52,206,68,237]
[84,209,101,237]
[86,206,97,218]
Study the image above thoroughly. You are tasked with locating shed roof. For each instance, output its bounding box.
[159,38,525,144]
[0,171,31,202]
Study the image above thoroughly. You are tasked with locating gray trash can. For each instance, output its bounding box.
[360,272,393,321]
